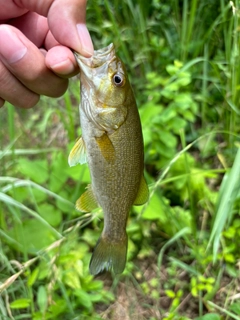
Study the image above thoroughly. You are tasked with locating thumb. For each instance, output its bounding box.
[48,0,94,57]
[13,0,94,57]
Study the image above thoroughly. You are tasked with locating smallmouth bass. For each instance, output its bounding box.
[68,43,149,275]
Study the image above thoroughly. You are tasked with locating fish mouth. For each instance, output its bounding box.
[74,43,115,69]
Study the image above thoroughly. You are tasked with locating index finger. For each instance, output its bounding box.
[13,0,94,57]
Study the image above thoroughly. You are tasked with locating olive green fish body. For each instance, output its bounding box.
[69,44,149,275]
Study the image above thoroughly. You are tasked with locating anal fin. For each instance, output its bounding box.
[76,185,98,212]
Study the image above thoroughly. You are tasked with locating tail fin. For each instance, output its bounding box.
[89,234,128,275]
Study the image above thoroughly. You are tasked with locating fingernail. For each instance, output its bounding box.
[51,59,75,75]
[0,27,27,63]
[76,24,94,57]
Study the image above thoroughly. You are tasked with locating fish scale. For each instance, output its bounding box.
[68,43,149,275]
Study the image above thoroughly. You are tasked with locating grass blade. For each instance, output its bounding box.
[0,192,62,239]
[208,147,240,259]
[0,177,74,207]
[0,148,58,158]
[206,301,240,319]
[157,227,191,270]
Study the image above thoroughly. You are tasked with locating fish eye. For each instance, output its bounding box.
[112,73,125,87]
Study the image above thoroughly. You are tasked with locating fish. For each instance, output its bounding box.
[68,43,149,275]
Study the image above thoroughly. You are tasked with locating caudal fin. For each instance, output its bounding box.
[89,235,128,275]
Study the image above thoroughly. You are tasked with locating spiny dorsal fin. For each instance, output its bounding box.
[68,137,87,167]
[134,175,149,205]
[95,133,115,163]
[76,185,98,212]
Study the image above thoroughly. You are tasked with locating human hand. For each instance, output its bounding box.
[0,0,94,108]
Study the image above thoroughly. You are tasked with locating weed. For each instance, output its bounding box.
[1,0,240,319]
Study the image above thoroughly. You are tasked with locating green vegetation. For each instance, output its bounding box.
[1,0,240,318]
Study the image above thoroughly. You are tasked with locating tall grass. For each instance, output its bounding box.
[209,147,240,259]
[1,0,240,319]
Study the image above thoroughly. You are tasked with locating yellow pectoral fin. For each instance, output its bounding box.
[68,137,87,167]
[134,175,149,205]
[76,185,99,212]
[95,133,115,163]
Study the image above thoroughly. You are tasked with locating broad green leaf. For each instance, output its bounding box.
[140,105,163,124]
[32,188,47,203]
[161,88,175,99]
[168,117,187,132]
[49,153,68,192]
[48,299,67,317]
[166,64,179,75]
[140,192,166,221]
[165,81,180,92]
[10,299,31,309]
[82,229,100,247]
[56,190,74,213]
[66,164,91,183]
[8,187,29,203]
[165,289,175,298]
[230,302,240,315]
[74,289,93,311]
[156,142,176,159]
[0,192,61,239]
[28,268,40,287]
[158,106,177,122]
[175,75,191,87]
[146,72,165,86]
[37,286,48,313]
[157,130,177,147]
[38,203,62,227]
[182,110,195,121]
[195,314,221,320]
[83,280,103,291]
[17,158,48,184]
[10,219,57,252]
[89,293,105,302]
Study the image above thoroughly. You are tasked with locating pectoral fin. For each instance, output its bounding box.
[68,137,87,167]
[76,185,99,212]
[95,133,115,163]
[134,175,149,205]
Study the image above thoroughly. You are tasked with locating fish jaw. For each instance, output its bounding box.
[74,43,115,69]
[74,44,129,110]
[74,44,115,95]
